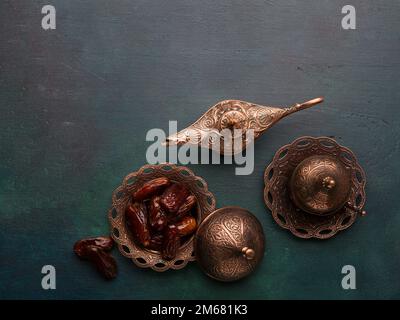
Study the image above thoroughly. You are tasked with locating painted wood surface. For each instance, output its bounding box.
[0,0,399,299]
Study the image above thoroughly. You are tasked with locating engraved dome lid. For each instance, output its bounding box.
[289,155,352,216]
[194,207,265,282]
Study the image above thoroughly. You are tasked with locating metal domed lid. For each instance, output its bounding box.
[289,155,351,215]
[194,207,265,282]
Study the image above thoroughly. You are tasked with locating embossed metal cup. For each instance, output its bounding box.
[195,206,265,282]
[289,155,352,216]
[264,136,367,239]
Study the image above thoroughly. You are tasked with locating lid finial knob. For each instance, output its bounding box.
[322,176,336,190]
[242,247,255,260]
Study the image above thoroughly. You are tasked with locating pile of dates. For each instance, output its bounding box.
[126,177,198,260]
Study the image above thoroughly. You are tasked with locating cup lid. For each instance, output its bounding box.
[194,206,265,282]
[289,155,351,215]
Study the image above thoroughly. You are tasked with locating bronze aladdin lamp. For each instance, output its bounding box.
[164,97,324,154]
[264,136,367,239]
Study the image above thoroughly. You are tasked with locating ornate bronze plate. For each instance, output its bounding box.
[264,136,366,239]
[108,164,216,272]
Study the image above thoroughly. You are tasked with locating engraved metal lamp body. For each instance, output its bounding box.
[164,97,324,154]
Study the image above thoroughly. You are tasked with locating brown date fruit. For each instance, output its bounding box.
[160,183,190,213]
[148,196,168,232]
[133,177,170,201]
[81,245,118,279]
[73,236,114,258]
[126,202,151,247]
[148,233,164,251]
[162,226,180,260]
[175,195,197,220]
[174,216,197,237]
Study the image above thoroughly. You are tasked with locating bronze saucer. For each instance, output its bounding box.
[263,136,366,239]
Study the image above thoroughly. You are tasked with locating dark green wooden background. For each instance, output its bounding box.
[1,0,399,299]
